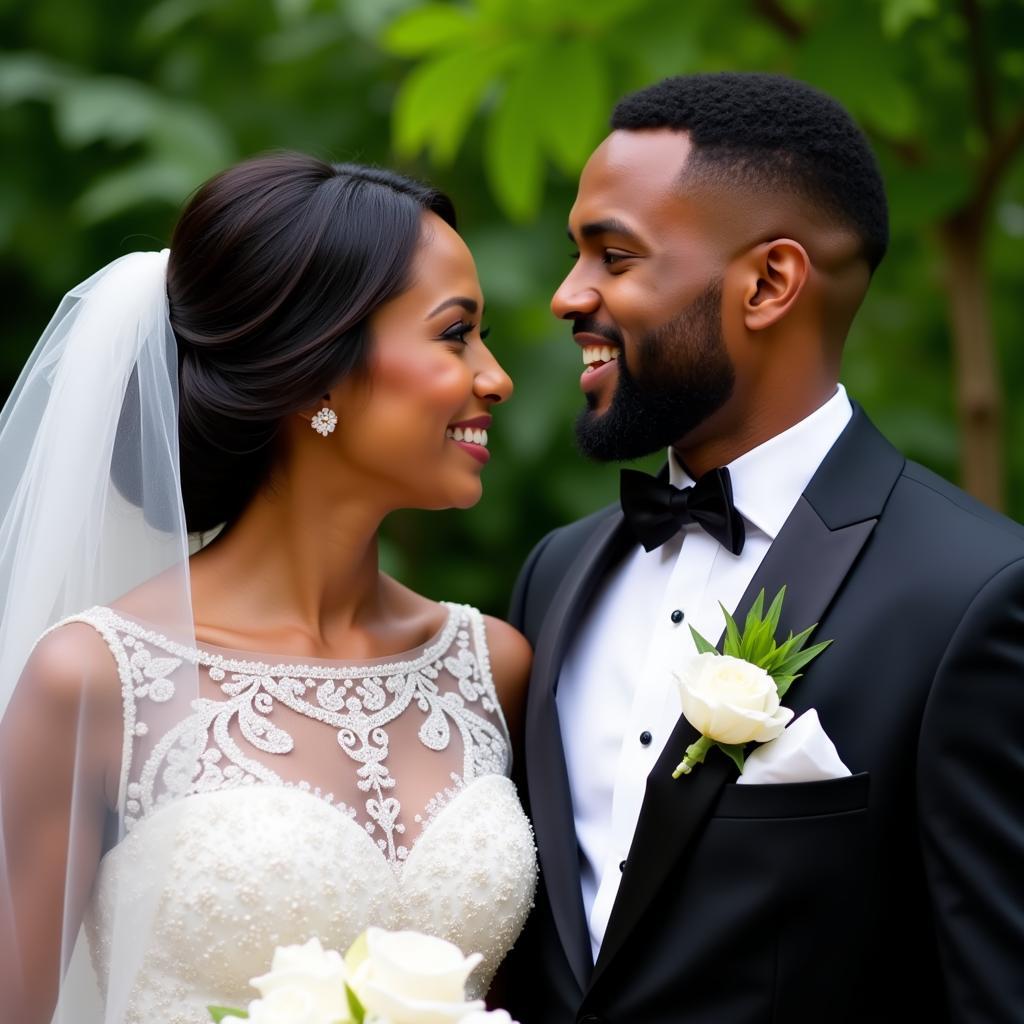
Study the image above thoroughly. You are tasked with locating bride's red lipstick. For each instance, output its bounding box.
[447,415,492,464]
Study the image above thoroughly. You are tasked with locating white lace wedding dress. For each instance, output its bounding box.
[58,602,537,1023]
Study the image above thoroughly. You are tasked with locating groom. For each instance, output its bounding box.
[507,73,1024,1023]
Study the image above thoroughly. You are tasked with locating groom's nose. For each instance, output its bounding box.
[551,269,600,321]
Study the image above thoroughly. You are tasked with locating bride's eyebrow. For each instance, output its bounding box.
[426,297,478,319]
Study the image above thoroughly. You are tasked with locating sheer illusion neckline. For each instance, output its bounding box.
[99,601,461,674]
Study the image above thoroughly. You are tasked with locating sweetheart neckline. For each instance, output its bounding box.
[107,773,522,878]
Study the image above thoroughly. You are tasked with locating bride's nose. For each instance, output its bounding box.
[473,349,513,404]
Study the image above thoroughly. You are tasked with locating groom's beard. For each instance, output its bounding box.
[574,279,735,462]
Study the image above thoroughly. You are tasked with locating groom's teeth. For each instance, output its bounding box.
[581,345,620,367]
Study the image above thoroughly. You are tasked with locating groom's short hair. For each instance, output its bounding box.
[611,72,889,271]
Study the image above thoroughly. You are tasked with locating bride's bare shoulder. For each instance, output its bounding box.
[481,616,532,743]
[23,618,122,705]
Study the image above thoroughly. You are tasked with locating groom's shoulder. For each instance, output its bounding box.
[894,458,1024,552]
[515,502,619,600]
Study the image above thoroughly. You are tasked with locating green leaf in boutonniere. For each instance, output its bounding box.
[671,586,832,779]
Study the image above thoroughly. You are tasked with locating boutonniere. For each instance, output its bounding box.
[671,586,832,779]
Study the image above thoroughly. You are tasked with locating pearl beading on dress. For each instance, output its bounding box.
[47,603,537,1023]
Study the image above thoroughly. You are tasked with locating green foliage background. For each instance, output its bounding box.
[2,0,1022,615]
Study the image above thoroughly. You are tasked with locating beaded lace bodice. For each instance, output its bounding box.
[60,603,537,1023]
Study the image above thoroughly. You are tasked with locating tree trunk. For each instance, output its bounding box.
[939,212,1004,510]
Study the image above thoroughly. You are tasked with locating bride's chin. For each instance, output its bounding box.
[440,478,485,511]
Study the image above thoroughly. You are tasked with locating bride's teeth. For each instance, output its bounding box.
[445,428,455,439]
[481,429,488,446]
[453,427,464,441]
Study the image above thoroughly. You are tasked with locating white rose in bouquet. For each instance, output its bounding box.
[235,985,331,1024]
[242,938,351,1024]
[348,928,484,1024]
[675,652,794,745]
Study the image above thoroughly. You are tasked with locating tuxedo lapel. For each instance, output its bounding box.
[526,507,635,993]
[590,405,905,987]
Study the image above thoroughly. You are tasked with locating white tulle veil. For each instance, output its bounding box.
[0,251,200,1023]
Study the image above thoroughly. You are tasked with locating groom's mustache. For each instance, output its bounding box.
[571,316,625,349]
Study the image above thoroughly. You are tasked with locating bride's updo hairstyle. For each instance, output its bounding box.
[165,152,456,533]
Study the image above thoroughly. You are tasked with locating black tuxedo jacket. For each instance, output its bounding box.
[505,406,1024,1024]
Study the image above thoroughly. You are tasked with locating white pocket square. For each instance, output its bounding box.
[736,708,851,785]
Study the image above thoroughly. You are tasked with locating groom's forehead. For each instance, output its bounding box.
[570,129,703,237]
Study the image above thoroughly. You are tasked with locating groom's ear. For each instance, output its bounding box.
[740,239,810,332]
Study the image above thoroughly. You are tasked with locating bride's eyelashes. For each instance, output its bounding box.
[439,320,490,344]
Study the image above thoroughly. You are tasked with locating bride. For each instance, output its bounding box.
[0,152,537,1023]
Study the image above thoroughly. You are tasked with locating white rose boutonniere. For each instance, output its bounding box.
[672,586,832,779]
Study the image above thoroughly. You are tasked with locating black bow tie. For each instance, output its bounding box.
[620,466,746,555]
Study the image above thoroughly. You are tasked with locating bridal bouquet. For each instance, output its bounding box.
[208,930,515,1024]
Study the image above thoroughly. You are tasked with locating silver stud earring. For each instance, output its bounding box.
[310,407,338,437]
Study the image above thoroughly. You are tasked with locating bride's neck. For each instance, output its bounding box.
[188,468,389,652]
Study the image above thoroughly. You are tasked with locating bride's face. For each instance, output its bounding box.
[329,212,512,510]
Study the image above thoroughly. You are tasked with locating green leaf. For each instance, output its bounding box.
[774,674,798,699]
[721,603,742,657]
[0,52,69,104]
[345,983,366,1024]
[743,618,776,667]
[763,586,787,637]
[74,160,196,223]
[391,39,524,164]
[208,1008,248,1022]
[773,638,833,679]
[689,625,719,655]
[54,77,161,147]
[382,4,477,57]
[533,38,610,175]
[879,0,937,39]
[743,588,767,634]
[715,742,746,774]
[344,930,369,974]
[392,48,500,164]
[484,62,546,221]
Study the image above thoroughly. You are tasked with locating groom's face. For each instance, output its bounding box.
[554,129,737,462]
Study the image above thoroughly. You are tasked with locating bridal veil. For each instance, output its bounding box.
[0,251,200,1023]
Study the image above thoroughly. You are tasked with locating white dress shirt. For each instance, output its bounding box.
[555,385,853,963]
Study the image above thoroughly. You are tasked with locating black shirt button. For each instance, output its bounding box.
[670,608,684,624]
[619,859,626,872]
[640,730,652,746]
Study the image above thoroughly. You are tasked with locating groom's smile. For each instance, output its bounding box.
[554,129,739,462]
[575,325,622,409]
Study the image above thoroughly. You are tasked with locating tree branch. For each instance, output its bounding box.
[961,0,996,142]
[969,111,1024,221]
[950,110,1024,236]
[752,0,805,42]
